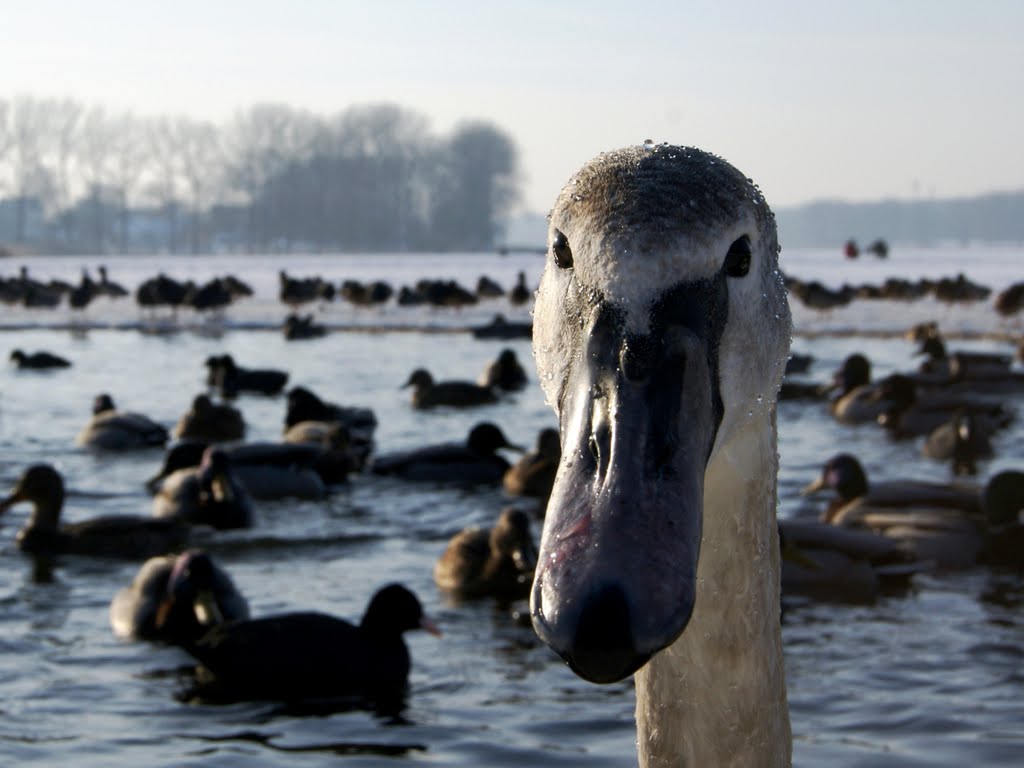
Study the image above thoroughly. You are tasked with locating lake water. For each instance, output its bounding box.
[0,245,1022,767]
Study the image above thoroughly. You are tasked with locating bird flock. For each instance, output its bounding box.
[3,338,553,710]
[779,320,1024,603]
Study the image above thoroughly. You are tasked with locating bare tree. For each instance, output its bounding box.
[108,113,149,252]
[223,104,319,249]
[429,121,519,250]
[144,116,183,253]
[175,117,222,253]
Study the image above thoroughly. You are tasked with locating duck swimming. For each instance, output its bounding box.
[401,368,498,408]
[529,145,792,766]
[284,386,377,469]
[9,349,71,369]
[802,452,983,524]
[205,354,289,398]
[76,393,169,451]
[172,394,245,442]
[110,550,249,645]
[371,422,522,485]
[779,518,922,604]
[152,447,253,530]
[477,348,529,392]
[183,583,439,704]
[502,426,560,501]
[0,464,189,559]
[434,507,537,600]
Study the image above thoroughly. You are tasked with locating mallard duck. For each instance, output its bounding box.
[779,518,923,604]
[173,394,245,442]
[434,507,537,599]
[371,422,522,484]
[110,550,249,645]
[0,464,189,559]
[76,393,169,451]
[477,348,528,392]
[502,427,560,501]
[152,447,253,529]
[401,368,498,408]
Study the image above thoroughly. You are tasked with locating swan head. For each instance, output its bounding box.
[530,144,791,683]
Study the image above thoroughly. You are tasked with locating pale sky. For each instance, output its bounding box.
[4,1,1022,213]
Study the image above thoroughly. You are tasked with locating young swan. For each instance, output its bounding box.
[530,145,792,767]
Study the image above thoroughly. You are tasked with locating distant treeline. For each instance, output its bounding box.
[775,191,1024,247]
[0,97,519,255]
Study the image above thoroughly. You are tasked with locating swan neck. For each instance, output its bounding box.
[634,414,791,767]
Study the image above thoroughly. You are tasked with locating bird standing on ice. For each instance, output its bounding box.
[530,143,793,767]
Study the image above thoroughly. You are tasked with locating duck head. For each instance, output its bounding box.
[530,145,791,684]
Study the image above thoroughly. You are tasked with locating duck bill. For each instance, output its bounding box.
[211,473,234,503]
[0,489,26,514]
[531,310,721,684]
[193,588,225,627]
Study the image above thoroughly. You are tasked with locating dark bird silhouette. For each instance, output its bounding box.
[183,583,439,705]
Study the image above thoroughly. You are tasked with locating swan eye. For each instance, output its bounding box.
[724,236,752,278]
[552,230,573,269]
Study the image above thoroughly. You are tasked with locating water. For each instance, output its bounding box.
[0,245,1022,766]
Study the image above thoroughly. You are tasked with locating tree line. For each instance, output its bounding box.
[0,97,520,254]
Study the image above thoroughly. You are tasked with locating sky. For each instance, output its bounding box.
[4,1,1023,214]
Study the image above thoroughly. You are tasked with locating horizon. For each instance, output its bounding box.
[5,2,1023,214]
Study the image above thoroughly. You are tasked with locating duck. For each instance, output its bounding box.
[802,453,993,569]
[110,549,250,645]
[172,394,245,442]
[9,349,71,369]
[978,470,1024,566]
[502,427,560,501]
[283,312,327,340]
[779,518,922,604]
[912,329,1013,381]
[76,393,169,451]
[283,386,377,469]
[477,348,528,392]
[434,507,538,600]
[470,314,532,340]
[529,145,792,766]
[204,354,289,398]
[921,407,999,475]
[183,583,439,704]
[371,422,522,484]
[508,271,531,306]
[402,368,498,408]
[152,447,253,529]
[0,464,190,559]
[827,354,908,423]
[148,439,338,500]
[802,453,983,524]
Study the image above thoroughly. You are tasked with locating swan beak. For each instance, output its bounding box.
[531,305,721,684]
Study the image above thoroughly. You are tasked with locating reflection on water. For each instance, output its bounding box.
[0,248,1021,767]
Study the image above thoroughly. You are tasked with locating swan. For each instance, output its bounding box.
[529,144,792,767]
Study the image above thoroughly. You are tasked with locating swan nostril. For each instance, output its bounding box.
[588,434,600,462]
[620,337,653,383]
